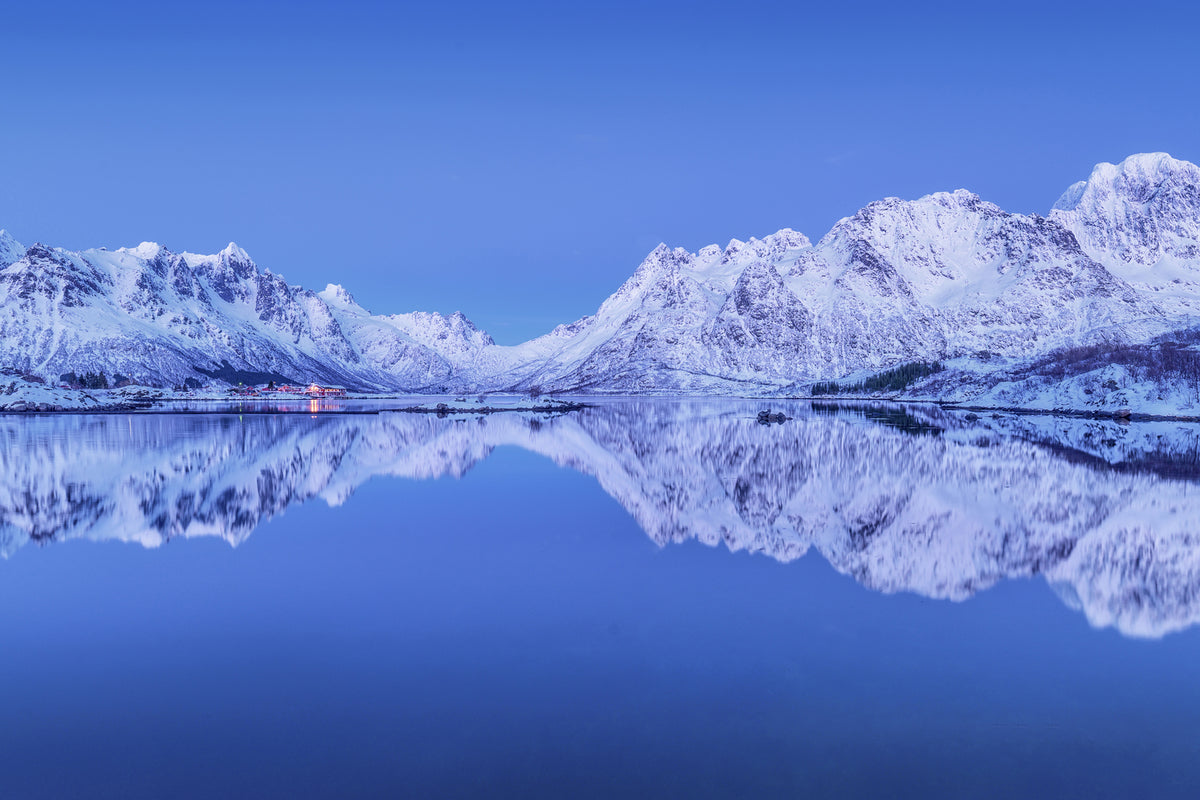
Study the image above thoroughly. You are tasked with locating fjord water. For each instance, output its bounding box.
[2,402,1199,799]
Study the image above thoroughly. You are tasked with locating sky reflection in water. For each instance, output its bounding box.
[1,401,1198,798]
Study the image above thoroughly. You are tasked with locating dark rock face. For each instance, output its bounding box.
[3,244,112,310]
[704,261,812,377]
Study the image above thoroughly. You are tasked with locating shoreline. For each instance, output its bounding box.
[2,391,1200,423]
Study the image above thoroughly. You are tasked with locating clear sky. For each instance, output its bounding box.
[2,0,1198,343]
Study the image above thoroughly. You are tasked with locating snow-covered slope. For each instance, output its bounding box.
[0,241,490,390]
[5,401,1200,638]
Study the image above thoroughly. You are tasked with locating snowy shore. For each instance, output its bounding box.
[0,379,590,415]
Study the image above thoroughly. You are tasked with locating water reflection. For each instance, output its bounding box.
[3,401,1200,638]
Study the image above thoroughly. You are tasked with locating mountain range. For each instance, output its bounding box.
[2,152,1199,396]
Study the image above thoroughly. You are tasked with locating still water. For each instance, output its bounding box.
[1,400,1198,798]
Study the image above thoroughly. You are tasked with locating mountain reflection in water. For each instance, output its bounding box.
[3,401,1200,639]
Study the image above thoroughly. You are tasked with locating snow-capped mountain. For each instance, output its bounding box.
[0,236,490,390]
[492,153,1200,392]
[4,401,1199,638]
[2,152,1199,393]
[1051,153,1200,279]
[316,282,494,382]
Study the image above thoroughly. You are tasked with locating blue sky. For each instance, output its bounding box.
[2,0,1198,342]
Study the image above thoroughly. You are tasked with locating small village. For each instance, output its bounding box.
[228,382,348,398]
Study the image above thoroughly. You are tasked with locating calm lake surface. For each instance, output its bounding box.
[2,400,1199,799]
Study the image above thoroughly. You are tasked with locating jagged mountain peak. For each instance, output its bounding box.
[172,241,256,271]
[712,228,812,265]
[116,241,170,261]
[318,282,363,311]
[763,227,812,248]
[219,241,252,263]
[628,232,815,284]
[384,308,495,348]
[446,309,476,327]
[602,244,694,303]
[1049,152,1200,274]
[1052,152,1198,212]
[846,187,994,225]
[21,242,61,261]
[811,190,1005,266]
[811,188,1010,281]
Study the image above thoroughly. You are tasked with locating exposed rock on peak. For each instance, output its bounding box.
[119,241,167,260]
[319,282,361,310]
[219,241,252,264]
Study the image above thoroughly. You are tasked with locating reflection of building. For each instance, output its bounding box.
[306,383,347,397]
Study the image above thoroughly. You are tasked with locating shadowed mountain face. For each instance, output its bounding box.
[4,402,1200,639]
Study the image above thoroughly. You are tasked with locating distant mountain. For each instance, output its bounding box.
[3,153,1199,394]
[0,236,491,390]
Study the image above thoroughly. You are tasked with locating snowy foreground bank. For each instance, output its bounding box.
[2,374,1200,421]
[0,380,590,415]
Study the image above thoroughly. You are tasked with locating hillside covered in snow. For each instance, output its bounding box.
[3,152,1200,405]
